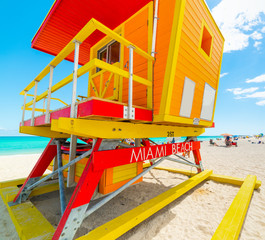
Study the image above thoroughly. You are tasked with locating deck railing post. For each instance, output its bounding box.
[31,80,39,126]
[21,90,28,126]
[45,65,55,124]
[68,40,81,187]
[128,45,135,119]
[70,40,81,118]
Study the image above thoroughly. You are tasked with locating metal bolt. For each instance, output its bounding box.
[113,128,116,131]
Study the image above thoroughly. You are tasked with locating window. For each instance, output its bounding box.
[179,77,195,118]
[97,41,120,71]
[199,21,213,61]
[200,83,216,121]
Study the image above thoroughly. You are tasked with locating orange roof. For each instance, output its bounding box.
[32,0,152,65]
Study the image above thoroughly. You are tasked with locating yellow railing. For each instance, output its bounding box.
[21,18,154,126]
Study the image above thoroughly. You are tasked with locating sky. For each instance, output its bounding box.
[0,0,264,136]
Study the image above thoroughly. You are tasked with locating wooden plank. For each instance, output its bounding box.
[0,174,48,189]
[212,175,257,240]
[54,118,204,139]
[0,187,55,240]
[77,170,212,240]
[19,126,70,138]
[145,166,261,190]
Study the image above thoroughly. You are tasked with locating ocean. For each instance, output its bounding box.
[0,135,222,156]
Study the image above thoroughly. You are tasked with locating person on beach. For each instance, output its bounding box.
[209,139,218,146]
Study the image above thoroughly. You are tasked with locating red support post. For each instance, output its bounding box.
[192,148,203,173]
[52,139,103,240]
[13,139,57,203]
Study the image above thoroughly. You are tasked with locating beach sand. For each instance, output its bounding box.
[0,138,264,239]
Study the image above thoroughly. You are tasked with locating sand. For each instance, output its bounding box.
[0,138,264,239]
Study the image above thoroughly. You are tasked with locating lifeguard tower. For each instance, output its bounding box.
[1,0,259,239]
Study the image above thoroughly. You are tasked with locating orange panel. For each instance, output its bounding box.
[153,0,176,114]
[98,162,143,195]
[169,0,224,120]
[123,7,149,108]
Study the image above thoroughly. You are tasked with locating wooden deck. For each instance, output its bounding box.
[23,97,153,127]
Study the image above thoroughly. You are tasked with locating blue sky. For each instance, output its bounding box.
[0,0,264,136]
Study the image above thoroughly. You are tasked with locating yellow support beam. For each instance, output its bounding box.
[52,118,205,139]
[77,170,212,240]
[19,126,70,138]
[94,59,152,87]
[144,166,261,190]
[0,175,48,189]
[0,187,55,240]
[212,175,257,240]
[93,19,154,61]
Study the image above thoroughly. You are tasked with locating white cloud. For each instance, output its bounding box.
[261,26,265,33]
[227,87,259,95]
[211,0,265,52]
[254,41,262,49]
[256,100,265,106]
[251,31,263,40]
[220,72,228,78]
[246,74,265,83]
[244,91,265,98]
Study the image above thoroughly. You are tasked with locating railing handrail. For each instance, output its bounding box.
[20,18,154,95]
[24,94,68,106]
[24,59,152,108]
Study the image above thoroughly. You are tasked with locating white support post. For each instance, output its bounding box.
[45,65,55,124]
[128,46,134,119]
[70,40,81,118]
[31,80,38,126]
[151,0,159,57]
[68,40,81,187]
[21,90,28,126]
[43,98,46,113]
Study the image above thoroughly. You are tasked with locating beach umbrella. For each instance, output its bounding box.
[220,133,232,136]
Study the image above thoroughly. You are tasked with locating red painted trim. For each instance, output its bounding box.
[77,99,124,119]
[21,99,153,127]
[23,119,31,126]
[31,0,62,45]
[93,141,201,171]
[50,106,70,120]
[77,99,152,121]
[135,108,153,121]
[34,115,46,126]
[13,139,57,202]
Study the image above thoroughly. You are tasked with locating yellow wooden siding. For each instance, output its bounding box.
[153,0,176,115]
[169,0,224,120]
[113,163,138,184]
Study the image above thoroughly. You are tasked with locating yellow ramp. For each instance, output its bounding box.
[77,169,212,240]
[0,187,55,240]
[212,175,256,240]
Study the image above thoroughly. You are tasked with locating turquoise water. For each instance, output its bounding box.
[0,135,222,156]
[0,136,50,156]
